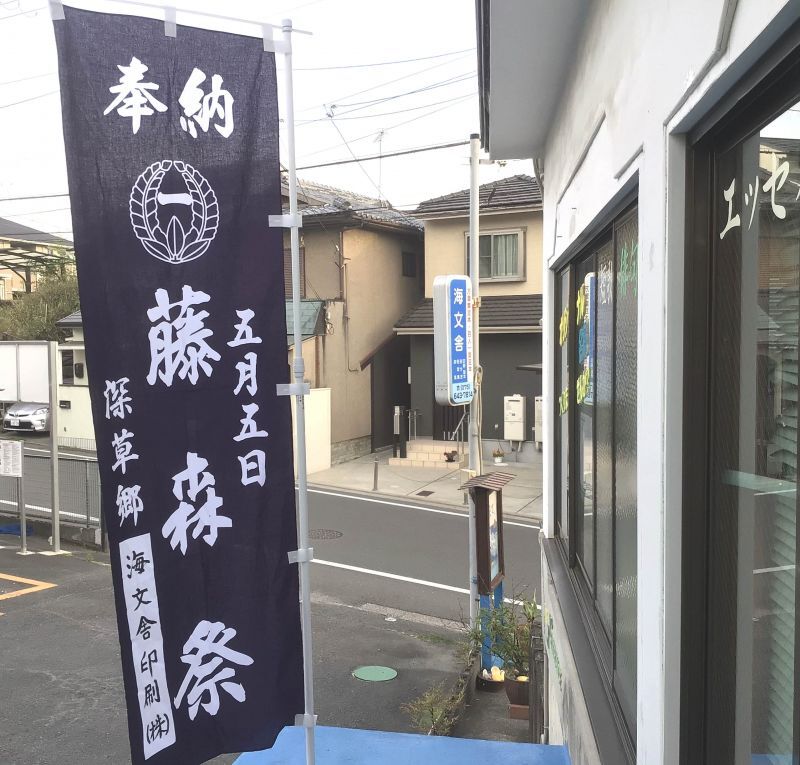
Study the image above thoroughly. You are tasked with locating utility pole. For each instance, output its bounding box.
[467,133,481,629]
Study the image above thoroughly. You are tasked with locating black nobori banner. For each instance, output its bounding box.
[54,7,303,764]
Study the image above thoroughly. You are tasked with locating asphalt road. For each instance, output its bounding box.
[0,486,541,764]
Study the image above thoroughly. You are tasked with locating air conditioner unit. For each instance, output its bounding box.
[503,394,526,441]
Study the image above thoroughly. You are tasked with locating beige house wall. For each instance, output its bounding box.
[285,224,422,455]
[422,210,542,298]
[0,268,40,299]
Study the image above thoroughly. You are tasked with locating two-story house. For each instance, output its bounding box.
[55,179,423,464]
[0,218,73,300]
[394,175,543,452]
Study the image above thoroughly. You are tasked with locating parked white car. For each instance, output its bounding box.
[2,402,50,433]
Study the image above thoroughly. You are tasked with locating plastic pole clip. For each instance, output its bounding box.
[268,213,303,228]
[164,7,177,37]
[276,382,310,397]
[288,547,314,564]
[294,713,317,728]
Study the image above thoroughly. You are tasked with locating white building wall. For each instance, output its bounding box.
[539,2,799,763]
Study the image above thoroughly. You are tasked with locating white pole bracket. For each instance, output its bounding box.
[268,213,303,228]
[288,547,314,564]
[295,713,318,728]
[164,6,177,37]
[262,24,291,54]
[276,382,310,397]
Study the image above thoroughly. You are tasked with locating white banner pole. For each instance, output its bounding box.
[467,134,481,629]
[282,18,316,765]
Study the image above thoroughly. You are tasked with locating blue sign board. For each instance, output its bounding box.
[434,275,474,406]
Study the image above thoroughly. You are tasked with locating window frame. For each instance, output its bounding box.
[551,199,639,760]
[401,251,417,278]
[682,21,800,763]
[465,228,526,282]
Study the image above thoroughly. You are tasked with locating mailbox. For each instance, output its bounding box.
[460,471,515,594]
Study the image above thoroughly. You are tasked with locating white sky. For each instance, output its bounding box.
[0,0,531,242]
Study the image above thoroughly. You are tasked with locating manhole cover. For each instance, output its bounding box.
[352,665,397,682]
[308,529,343,540]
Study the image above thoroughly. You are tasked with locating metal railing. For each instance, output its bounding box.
[0,452,101,529]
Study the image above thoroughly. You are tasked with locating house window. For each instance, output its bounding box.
[553,204,638,743]
[402,251,417,278]
[61,350,74,386]
[467,230,524,280]
[683,62,800,762]
[283,247,306,299]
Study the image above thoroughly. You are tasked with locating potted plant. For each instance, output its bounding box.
[443,449,459,462]
[492,447,505,464]
[480,594,539,707]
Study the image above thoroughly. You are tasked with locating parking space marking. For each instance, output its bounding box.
[0,572,57,601]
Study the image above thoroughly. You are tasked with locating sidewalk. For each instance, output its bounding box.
[308,447,543,523]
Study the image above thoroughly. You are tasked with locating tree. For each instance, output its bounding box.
[0,274,80,342]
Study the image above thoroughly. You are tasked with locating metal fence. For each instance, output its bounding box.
[0,452,102,529]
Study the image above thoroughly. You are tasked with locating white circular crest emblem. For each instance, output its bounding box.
[129,160,219,264]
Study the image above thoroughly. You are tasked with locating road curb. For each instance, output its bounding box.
[306,482,543,525]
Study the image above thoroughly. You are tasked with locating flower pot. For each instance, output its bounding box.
[493,456,503,464]
[503,677,530,706]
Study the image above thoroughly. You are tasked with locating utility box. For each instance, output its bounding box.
[504,394,526,441]
[534,395,543,449]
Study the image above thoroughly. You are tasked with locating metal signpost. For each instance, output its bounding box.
[0,438,28,554]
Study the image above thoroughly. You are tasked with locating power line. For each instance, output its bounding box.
[325,68,473,116]
[0,192,69,203]
[0,71,55,86]
[299,94,476,159]
[0,89,58,108]
[298,52,471,115]
[0,4,47,21]
[295,47,475,72]
[298,140,469,170]
[297,92,474,125]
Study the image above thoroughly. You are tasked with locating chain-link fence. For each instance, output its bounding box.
[0,452,101,529]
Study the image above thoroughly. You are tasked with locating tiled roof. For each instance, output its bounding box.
[284,178,423,232]
[394,294,542,331]
[413,175,542,218]
[0,217,73,247]
[56,309,82,327]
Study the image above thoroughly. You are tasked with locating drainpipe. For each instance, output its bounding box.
[341,231,360,373]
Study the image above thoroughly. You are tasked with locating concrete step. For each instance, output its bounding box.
[387,456,465,470]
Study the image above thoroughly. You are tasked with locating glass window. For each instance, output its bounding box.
[613,212,638,732]
[61,350,74,386]
[576,253,596,586]
[469,231,522,279]
[708,105,800,762]
[552,205,638,741]
[555,268,570,538]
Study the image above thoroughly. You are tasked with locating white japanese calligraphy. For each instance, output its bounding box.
[104,377,132,420]
[719,178,741,240]
[111,429,139,474]
[104,57,167,134]
[234,403,268,442]
[178,68,235,139]
[117,484,143,527]
[763,159,790,220]
[238,449,266,487]
[174,620,253,720]
[162,452,231,554]
[234,352,258,396]
[147,285,220,386]
[227,309,262,347]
